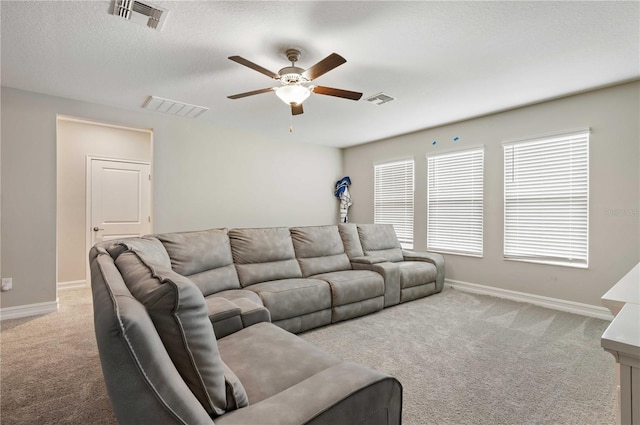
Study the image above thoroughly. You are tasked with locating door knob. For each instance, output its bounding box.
[93,227,104,232]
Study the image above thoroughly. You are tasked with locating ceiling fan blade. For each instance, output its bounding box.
[227,87,275,99]
[302,53,346,81]
[228,56,280,79]
[313,86,363,101]
[291,104,304,115]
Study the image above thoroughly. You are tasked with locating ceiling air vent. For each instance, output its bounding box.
[112,0,169,30]
[143,96,208,118]
[366,92,395,105]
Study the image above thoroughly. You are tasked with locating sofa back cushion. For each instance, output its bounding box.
[155,229,241,296]
[338,223,365,258]
[290,225,351,277]
[229,227,302,287]
[357,224,404,263]
[112,237,231,417]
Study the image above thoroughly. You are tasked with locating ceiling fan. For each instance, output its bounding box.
[227,49,363,115]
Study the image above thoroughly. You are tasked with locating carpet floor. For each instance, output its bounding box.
[1,287,616,424]
[300,288,616,425]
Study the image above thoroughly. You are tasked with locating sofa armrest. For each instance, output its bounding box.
[350,255,388,265]
[373,262,401,307]
[231,297,271,327]
[205,297,243,339]
[215,362,402,425]
[352,260,401,308]
[91,253,215,425]
[205,296,272,339]
[401,250,446,292]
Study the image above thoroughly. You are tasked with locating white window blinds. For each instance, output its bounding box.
[374,159,414,249]
[503,130,589,268]
[427,148,484,256]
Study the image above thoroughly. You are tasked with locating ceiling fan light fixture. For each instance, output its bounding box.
[228,51,362,116]
[276,84,310,106]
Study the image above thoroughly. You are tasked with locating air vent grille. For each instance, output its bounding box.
[112,0,168,30]
[366,92,395,105]
[143,96,208,118]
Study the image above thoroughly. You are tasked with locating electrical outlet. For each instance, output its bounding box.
[2,278,13,291]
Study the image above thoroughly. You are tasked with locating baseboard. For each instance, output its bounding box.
[58,280,87,291]
[445,279,614,321]
[0,300,59,321]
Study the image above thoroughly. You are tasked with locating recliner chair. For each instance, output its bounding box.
[339,223,445,306]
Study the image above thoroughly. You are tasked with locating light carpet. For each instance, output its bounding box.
[300,288,616,425]
[1,287,616,424]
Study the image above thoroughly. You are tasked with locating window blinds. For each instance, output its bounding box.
[427,148,484,256]
[503,130,589,267]
[374,159,414,249]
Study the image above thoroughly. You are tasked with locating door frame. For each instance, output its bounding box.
[56,115,153,293]
[85,156,153,286]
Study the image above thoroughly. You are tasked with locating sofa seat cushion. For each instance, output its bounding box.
[398,261,438,289]
[312,270,384,306]
[215,362,401,425]
[217,322,341,404]
[248,279,331,321]
[272,310,332,334]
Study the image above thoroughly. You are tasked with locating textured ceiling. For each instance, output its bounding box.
[1,1,639,148]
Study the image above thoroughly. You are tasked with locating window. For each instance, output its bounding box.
[374,159,414,249]
[427,148,484,256]
[503,130,589,268]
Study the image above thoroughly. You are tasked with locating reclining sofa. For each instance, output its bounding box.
[90,223,444,424]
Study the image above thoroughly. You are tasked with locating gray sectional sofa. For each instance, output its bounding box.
[90,223,444,424]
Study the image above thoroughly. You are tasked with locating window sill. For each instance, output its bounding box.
[504,257,588,269]
[428,249,483,258]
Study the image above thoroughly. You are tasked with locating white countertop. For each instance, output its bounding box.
[601,303,640,363]
[601,262,640,365]
[601,263,640,316]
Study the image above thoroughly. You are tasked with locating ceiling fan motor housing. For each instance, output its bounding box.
[279,66,308,85]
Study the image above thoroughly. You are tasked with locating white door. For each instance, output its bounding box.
[90,158,151,245]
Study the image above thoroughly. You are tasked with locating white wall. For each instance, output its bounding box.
[1,87,343,309]
[344,81,640,307]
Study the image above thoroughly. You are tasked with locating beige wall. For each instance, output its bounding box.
[3,82,637,311]
[1,87,343,309]
[151,119,342,231]
[344,81,640,306]
[56,118,152,284]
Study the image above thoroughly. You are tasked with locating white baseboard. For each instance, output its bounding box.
[57,279,87,291]
[445,279,614,321]
[0,300,59,321]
